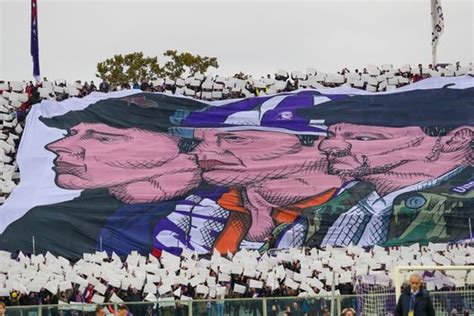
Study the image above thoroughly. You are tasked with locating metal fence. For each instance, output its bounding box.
[4,291,474,316]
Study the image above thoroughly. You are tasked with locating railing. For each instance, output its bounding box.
[4,291,474,315]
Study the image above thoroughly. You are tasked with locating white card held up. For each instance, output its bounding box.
[218,273,231,283]
[159,284,172,295]
[249,279,263,289]
[110,293,123,303]
[266,277,278,290]
[233,283,246,294]
[206,276,216,286]
[145,293,157,302]
[143,283,156,294]
[300,267,313,277]
[426,281,436,291]
[0,288,9,297]
[230,266,243,275]
[307,277,324,290]
[299,282,316,296]
[120,278,130,291]
[108,276,121,288]
[339,272,352,284]
[293,272,303,282]
[285,278,299,290]
[94,282,107,295]
[243,269,256,278]
[196,284,209,295]
[29,281,42,293]
[45,281,59,295]
[173,287,181,297]
[91,294,105,304]
[180,295,192,301]
[216,286,226,296]
[59,281,72,292]
[209,289,216,298]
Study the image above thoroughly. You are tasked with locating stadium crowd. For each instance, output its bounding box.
[0,62,473,315]
[0,242,473,315]
[2,62,474,103]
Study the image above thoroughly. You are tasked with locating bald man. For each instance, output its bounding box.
[395,274,435,316]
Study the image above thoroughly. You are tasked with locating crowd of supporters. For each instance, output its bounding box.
[2,61,473,106]
[0,242,472,315]
[0,63,473,315]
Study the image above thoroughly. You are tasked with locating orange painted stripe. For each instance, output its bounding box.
[217,187,248,214]
[215,187,337,252]
[214,212,250,254]
[273,188,337,224]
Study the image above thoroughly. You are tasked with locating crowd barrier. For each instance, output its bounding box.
[4,291,474,315]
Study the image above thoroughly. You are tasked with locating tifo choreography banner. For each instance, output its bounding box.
[0,77,472,258]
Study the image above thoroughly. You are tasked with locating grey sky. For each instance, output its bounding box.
[1,0,473,83]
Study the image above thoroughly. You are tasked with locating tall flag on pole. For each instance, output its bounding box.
[431,0,444,66]
[31,0,40,81]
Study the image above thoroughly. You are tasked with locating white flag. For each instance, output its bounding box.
[431,0,444,64]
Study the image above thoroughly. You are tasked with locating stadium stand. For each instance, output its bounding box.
[0,242,473,314]
[0,63,473,314]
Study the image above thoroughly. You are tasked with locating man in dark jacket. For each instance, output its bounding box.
[395,274,435,316]
[126,287,144,316]
[99,80,110,93]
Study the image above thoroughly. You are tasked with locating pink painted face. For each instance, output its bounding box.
[319,123,472,194]
[46,123,182,190]
[191,129,328,186]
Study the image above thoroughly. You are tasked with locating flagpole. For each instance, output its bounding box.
[431,0,437,66]
[31,0,41,82]
[431,0,444,67]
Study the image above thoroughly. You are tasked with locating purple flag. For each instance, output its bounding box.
[31,0,40,81]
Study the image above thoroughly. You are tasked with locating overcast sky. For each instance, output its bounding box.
[1,0,473,83]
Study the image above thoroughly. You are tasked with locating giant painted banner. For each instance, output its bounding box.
[0,77,472,258]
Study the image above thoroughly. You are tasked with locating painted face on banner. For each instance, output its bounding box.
[319,123,473,195]
[191,129,328,186]
[46,123,182,190]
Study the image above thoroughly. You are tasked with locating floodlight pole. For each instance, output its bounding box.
[32,235,36,255]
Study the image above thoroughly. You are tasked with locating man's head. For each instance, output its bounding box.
[0,302,5,316]
[409,274,422,293]
[342,308,356,316]
[191,129,326,186]
[95,305,106,316]
[117,304,129,316]
[40,93,208,200]
[319,123,472,195]
[296,85,474,195]
[46,122,182,190]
